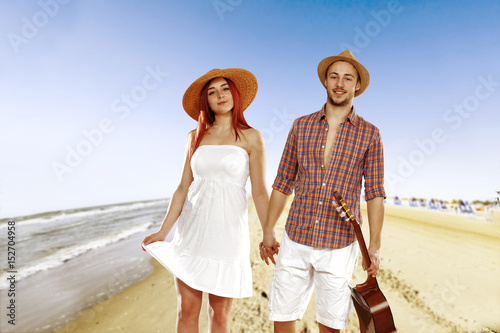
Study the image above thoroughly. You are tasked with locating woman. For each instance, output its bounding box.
[142,68,269,332]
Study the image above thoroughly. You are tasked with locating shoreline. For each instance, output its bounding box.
[0,233,154,333]
[54,202,500,332]
[54,258,182,333]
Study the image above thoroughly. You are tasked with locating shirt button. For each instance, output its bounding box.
[321,145,325,148]
[322,183,326,186]
[319,201,323,205]
[315,220,319,224]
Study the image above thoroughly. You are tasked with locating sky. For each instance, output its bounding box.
[1,0,499,217]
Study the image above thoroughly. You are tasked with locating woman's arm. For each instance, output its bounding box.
[247,129,270,230]
[141,132,195,249]
[246,129,276,253]
[260,189,289,264]
[246,129,283,264]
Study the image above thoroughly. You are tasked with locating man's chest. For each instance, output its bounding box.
[295,123,370,172]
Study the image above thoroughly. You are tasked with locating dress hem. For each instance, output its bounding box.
[145,242,253,299]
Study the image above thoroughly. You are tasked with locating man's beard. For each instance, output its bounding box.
[328,95,350,107]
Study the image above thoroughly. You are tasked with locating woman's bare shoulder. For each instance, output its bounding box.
[242,127,263,139]
[241,128,265,151]
[186,129,196,140]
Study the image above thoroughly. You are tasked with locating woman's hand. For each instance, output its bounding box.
[141,232,167,251]
[259,232,280,265]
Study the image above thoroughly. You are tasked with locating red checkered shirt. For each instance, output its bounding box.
[272,106,385,249]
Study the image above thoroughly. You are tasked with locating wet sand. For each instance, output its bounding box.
[54,200,500,333]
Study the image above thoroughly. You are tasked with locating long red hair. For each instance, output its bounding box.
[189,78,252,159]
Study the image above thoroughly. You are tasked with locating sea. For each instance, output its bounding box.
[0,198,172,333]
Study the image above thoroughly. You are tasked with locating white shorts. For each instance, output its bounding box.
[268,231,358,330]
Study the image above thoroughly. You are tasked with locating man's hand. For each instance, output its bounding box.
[259,233,280,265]
[362,247,380,277]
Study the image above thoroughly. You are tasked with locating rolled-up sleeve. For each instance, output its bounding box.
[363,129,385,201]
[272,121,298,195]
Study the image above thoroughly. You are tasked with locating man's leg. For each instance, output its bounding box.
[274,321,296,332]
[318,323,340,333]
[313,241,358,331]
[268,232,314,331]
[275,321,340,332]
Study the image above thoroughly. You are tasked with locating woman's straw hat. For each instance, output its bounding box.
[182,68,258,120]
[317,50,370,96]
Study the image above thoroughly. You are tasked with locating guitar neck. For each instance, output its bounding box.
[333,191,371,267]
[349,210,372,267]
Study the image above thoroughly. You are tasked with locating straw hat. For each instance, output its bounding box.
[317,50,370,96]
[182,68,258,120]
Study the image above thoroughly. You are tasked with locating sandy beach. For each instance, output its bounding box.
[54,199,500,333]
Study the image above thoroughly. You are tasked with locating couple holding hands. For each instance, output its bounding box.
[142,50,385,333]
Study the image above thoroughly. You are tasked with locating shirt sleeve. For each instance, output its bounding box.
[272,120,299,195]
[363,128,386,201]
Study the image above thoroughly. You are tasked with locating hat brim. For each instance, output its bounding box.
[182,68,258,120]
[317,56,370,97]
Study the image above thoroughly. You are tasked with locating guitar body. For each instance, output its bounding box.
[351,276,397,333]
[332,191,397,333]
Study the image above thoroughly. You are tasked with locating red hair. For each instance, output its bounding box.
[189,78,252,159]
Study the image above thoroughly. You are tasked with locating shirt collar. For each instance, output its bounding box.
[317,104,360,127]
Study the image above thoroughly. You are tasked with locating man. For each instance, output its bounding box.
[260,50,385,333]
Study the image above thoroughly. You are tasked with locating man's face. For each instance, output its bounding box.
[324,61,361,107]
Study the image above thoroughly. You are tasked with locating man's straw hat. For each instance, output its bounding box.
[182,68,258,120]
[317,50,370,96]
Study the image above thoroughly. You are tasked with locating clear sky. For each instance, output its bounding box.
[1,0,499,217]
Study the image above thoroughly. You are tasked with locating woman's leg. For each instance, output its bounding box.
[207,294,233,333]
[175,278,203,332]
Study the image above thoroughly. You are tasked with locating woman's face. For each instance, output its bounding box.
[207,77,234,116]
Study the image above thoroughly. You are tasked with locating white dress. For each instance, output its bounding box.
[145,145,252,298]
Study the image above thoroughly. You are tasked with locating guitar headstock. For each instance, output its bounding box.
[333,191,357,224]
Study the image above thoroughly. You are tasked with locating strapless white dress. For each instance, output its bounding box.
[145,145,252,298]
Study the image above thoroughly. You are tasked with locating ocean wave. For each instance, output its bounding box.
[0,222,154,290]
[0,200,167,229]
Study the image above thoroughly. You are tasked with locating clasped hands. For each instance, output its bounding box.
[259,234,280,265]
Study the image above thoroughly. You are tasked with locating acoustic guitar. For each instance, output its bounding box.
[333,191,397,333]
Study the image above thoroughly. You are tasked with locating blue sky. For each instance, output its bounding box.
[1,0,499,217]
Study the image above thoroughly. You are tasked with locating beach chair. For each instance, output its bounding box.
[439,200,448,210]
[419,199,427,208]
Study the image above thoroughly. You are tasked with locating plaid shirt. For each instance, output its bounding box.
[272,106,385,249]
